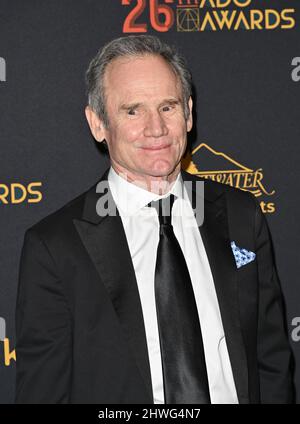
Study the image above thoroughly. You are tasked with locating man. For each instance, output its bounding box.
[15,35,294,404]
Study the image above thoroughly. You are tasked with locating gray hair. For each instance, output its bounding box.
[85,35,192,129]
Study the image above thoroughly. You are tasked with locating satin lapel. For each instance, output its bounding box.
[72,170,154,403]
[181,171,249,403]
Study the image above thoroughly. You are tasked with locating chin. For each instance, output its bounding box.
[146,164,177,178]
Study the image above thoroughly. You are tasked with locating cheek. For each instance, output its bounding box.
[118,128,143,153]
[172,126,188,149]
[107,124,138,153]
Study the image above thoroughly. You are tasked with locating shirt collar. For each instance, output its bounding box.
[108,165,184,215]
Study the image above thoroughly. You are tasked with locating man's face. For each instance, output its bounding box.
[86,54,193,181]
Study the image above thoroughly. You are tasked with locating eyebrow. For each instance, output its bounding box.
[118,98,182,112]
[119,102,142,112]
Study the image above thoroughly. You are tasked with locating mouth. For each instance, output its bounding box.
[141,144,171,151]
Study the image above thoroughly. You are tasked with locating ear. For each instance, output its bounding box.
[85,105,106,143]
[186,97,193,133]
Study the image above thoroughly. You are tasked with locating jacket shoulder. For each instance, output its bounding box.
[26,182,97,240]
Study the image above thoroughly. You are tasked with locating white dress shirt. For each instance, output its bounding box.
[108,166,239,404]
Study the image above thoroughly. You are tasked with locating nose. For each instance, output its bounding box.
[143,110,168,138]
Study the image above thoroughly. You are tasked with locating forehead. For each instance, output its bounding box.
[103,54,182,103]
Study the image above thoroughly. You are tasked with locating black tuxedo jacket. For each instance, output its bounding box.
[15,168,294,403]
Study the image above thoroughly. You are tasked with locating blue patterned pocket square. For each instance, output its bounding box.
[230,241,256,269]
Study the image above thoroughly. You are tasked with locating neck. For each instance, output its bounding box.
[111,163,180,195]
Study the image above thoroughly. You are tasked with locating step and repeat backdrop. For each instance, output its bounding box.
[0,0,299,404]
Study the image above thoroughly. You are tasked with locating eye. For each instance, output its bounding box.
[161,104,174,112]
[128,108,136,115]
